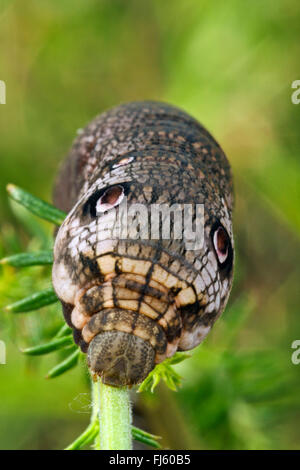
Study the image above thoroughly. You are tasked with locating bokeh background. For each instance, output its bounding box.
[1,0,300,450]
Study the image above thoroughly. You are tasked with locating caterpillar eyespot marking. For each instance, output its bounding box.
[96,185,125,214]
[211,221,233,276]
[82,183,129,218]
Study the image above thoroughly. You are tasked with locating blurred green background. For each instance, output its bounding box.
[1,0,300,450]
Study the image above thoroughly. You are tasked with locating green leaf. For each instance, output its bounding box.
[5,287,58,313]
[65,423,99,450]
[9,201,50,246]
[21,335,74,356]
[132,426,162,449]
[66,422,162,450]
[7,184,66,225]
[0,250,53,267]
[46,348,80,378]
[166,352,191,365]
[54,323,72,338]
[138,352,190,393]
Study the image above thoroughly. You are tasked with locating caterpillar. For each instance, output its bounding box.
[52,101,234,386]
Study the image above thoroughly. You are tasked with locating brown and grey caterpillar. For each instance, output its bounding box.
[52,101,234,387]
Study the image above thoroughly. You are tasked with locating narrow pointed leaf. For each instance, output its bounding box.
[150,372,161,393]
[46,348,80,378]
[166,352,191,365]
[0,250,53,267]
[5,287,58,313]
[132,426,161,449]
[9,201,50,244]
[138,355,187,393]
[66,423,162,450]
[137,373,153,393]
[21,335,74,356]
[65,424,98,450]
[54,323,72,338]
[7,184,66,225]
[132,433,162,449]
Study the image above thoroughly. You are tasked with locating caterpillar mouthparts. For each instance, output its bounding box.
[88,330,155,386]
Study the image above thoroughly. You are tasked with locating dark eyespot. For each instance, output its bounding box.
[83,183,128,218]
[96,185,124,213]
[211,222,233,272]
[213,226,229,263]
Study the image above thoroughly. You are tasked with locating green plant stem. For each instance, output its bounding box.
[65,377,160,450]
[65,378,99,450]
[95,378,132,450]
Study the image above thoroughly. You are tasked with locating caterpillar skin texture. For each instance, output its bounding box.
[52,101,234,386]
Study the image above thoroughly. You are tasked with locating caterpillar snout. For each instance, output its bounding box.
[88,331,155,386]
